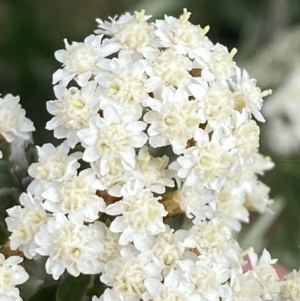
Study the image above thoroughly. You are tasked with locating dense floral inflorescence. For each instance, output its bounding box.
[3,8,298,301]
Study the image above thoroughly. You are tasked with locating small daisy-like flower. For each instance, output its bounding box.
[0,254,29,301]
[96,55,159,114]
[182,218,232,255]
[280,269,300,300]
[0,94,35,144]
[106,179,167,250]
[175,129,235,190]
[144,268,197,301]
[101,247,162,299]
[6,192,49,259]
[155,8,211,60]
[27,141,81,196]
[149,227,186,269]
[90,221,122,272]
[78,105,147,168]
[35,213,102,280]
[42,168,106,224]
[133,146,175,194]
[144,87,205,154]
[113,10,158,57]
[145,48,194,88]
[172,180,214,220]
[212,186,249,231]
[53,34,119,87]
[232,67,272,122]
[46,81,100,148]
[179,253,231,301]
[247,249,280,300]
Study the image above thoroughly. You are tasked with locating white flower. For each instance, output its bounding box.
[106,180,167,250]
[0,94,35,143]
[27,141,81,196]
[113,10,158,57]
[149,227,186,269]
[100,247,162,299]
[280,269,300,301]
[155,9,211,60]
[189,79,235,131]
[90,157,131,197]
[78,105,147,168]
[231,67,272,122]
[144,268,197,301]
[247,249,280,300]
[90,222,122,272]
[182,218,232,255]
[46,81,101,148]
[212,186,249,231]
[145,48,194,88]
[42,168,106,224]
[205,43,237,80]
[96,55,159,114]
[53,34,119,87]
[6,193,49,259]
[144,87,205,154]
[173,179,214,219]
[179,253,231,301]
[230,271,264,301]
[35,213,102,280]
[0,254,29,301]
[133,146,175,194]
[175,129,235,190]
[232,109,260,162]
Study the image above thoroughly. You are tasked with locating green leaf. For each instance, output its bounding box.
[28,283,59,301]
[0,222,9,245]
[56,274,91,301]
[86,283,108,298]
[0,159,15,188]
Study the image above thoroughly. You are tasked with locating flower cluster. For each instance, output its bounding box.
[2,8,299,301]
